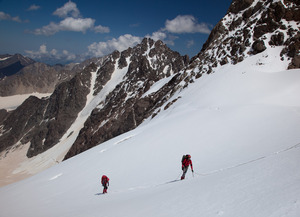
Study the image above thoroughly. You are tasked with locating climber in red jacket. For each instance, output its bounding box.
[181,154,194,180]
[101,175,110,194]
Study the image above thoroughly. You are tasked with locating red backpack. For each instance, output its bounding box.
[101,175,109,184]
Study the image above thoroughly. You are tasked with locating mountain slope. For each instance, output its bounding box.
[0,52,299,216]
[0,62,74,96]
[0,0,299,188]
[0,38,188,184]
[188,0,300,75]
[0,0,300,216]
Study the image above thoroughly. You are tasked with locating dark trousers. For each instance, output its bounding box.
[181,166,188,179]
[102,183,108,193]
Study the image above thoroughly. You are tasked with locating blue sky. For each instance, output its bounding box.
[0,0,232,64]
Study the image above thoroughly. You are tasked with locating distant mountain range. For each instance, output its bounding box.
[0,54,35,78]
[0,54,105,96]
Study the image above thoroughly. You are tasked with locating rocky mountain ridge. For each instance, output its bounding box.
[0,54,35,78]
[187,0,299,76]
[0,54,105,96]
[0,38,188,159]
[64,39,188,159]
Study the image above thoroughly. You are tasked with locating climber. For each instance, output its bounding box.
[181,154,194,180]
[101,175,110,194]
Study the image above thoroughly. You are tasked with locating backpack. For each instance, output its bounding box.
[101,175,109,184]
[181,155,188,163]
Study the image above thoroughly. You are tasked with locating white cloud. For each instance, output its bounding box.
[39,44,47,54]
[53,1,80,18]
[94,25,110,33]
[59,17,95,33]
[165,15,210,34]
[33,22,60,36]
[0,11,23,23]
[27,4,41,11]
[32,1,109,35]
[25,44,49,59]
[25,44,79,64]
[143,15,210,48]
[146,31,178,46]
[88,34,142,57]
[147,31,167,41]
[50,49,58,56]
[33,17,104,35]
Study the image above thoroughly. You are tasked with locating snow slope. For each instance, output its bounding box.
[0,49,300,217]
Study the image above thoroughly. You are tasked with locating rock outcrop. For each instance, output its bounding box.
[0,63,97,157]
[188,0,300,75]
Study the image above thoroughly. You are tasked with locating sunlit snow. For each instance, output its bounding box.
[0,45,300,217]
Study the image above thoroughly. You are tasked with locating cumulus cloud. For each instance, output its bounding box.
[94,25,110,33]
[165,15,210,34]
[146,31,167,41]
[33,22,60,36]
[25,44,54,59]
[143,15,210,48]
[27,4,41,11]
[25,44,80,64]
[32,1,109,35]
[0,11,24,23]
[53,1,80,18]
[88,34,142,57]
[33,17,97,35]
[59,17,95,32]
[146,31,178,46]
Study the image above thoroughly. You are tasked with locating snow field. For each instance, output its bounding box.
[0,48,300,216]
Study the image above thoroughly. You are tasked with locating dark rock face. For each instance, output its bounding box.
[0,63,97,157]
[64,38,187,159]
[190,0,300,75]
[0,96,47,154]
[252,40,267,54]
[0,109,8,123]
[0,62,75,96]
[0,54,35,78]
[228,0,254,14]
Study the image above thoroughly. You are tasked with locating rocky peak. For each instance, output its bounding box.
[64,38,188,159]
[189,0,300,76]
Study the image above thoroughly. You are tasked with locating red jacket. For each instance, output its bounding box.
[182,158,193,170]
[101,175,109,185]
